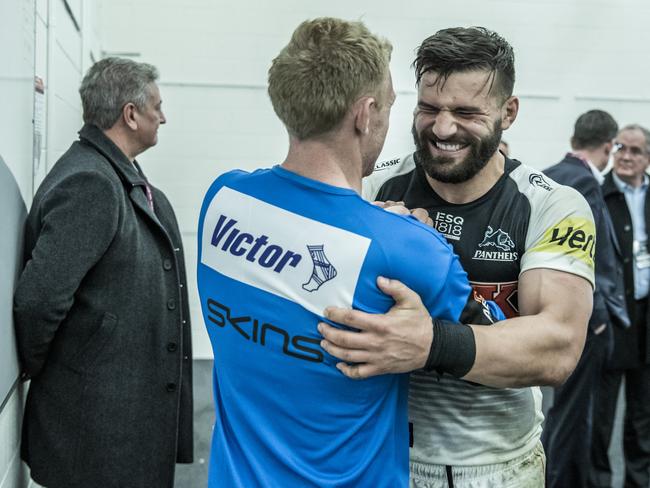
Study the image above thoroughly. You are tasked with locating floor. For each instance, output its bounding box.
[175,361,628,488]
[174,360,214,487]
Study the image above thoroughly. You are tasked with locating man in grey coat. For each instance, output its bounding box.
[14,58,193,488]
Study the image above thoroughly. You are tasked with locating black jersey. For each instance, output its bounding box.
[365,152,595,318]
[363,152,595,465]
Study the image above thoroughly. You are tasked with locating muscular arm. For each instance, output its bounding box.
[543,165,608,332]
[320,268,591,388]
[464,267,591,387]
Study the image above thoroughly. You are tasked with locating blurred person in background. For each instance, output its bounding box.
[542,109,629,488]
[592,124,650,488]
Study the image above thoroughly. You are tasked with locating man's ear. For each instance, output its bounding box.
[603,141,613,158]
[500,96,519,130]
[354,96,375,136]
[123,102,138,131]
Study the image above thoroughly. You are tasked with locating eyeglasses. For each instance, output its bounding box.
[614,142,646,157]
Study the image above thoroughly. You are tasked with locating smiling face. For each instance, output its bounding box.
[413,70,514,184]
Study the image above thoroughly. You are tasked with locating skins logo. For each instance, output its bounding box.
[471,281,519,318]
[529,173,552,191]
[302,245,337,292]
[206,298,324,363]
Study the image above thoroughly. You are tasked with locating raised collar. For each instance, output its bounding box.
[78,124,147,187]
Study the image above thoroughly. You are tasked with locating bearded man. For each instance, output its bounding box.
[319,27,595,487]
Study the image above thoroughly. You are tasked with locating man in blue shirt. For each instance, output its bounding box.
[196,18,502,487]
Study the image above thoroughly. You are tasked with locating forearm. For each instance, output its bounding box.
[320,271,593,382]
[463,314,587,388]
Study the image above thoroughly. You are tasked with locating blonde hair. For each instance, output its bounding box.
[268,17,392,140]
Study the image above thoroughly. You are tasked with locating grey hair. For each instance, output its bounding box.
[620,123,650,154]
[79,57,159,130]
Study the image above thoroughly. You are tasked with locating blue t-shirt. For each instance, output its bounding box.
[197,166,503,487]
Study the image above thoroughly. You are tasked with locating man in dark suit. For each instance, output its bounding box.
[542,109,630,488]
[592,124,650,488]
[13,58,193,488]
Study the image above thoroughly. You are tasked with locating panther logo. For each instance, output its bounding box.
[478,226,515,251]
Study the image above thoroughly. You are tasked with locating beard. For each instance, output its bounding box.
[412,120,503,184]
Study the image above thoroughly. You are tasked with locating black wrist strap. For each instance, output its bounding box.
[424,319,476,378]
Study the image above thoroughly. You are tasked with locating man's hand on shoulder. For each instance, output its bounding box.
[318,277,433,379]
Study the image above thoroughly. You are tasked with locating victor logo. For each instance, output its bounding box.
[478,226,515,251]
[201,186,370,315]
[210,214,302,273]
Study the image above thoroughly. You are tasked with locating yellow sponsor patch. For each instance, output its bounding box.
[530,217,595,269]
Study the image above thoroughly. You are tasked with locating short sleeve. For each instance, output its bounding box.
[521,183,596,288]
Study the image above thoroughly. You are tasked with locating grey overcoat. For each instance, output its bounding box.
[14,124,193,488]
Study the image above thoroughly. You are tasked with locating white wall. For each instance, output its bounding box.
[0,1,101,487]
[42,0,100,179]
[99,0,650,358]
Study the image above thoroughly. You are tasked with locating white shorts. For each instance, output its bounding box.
[409,442,546,488]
